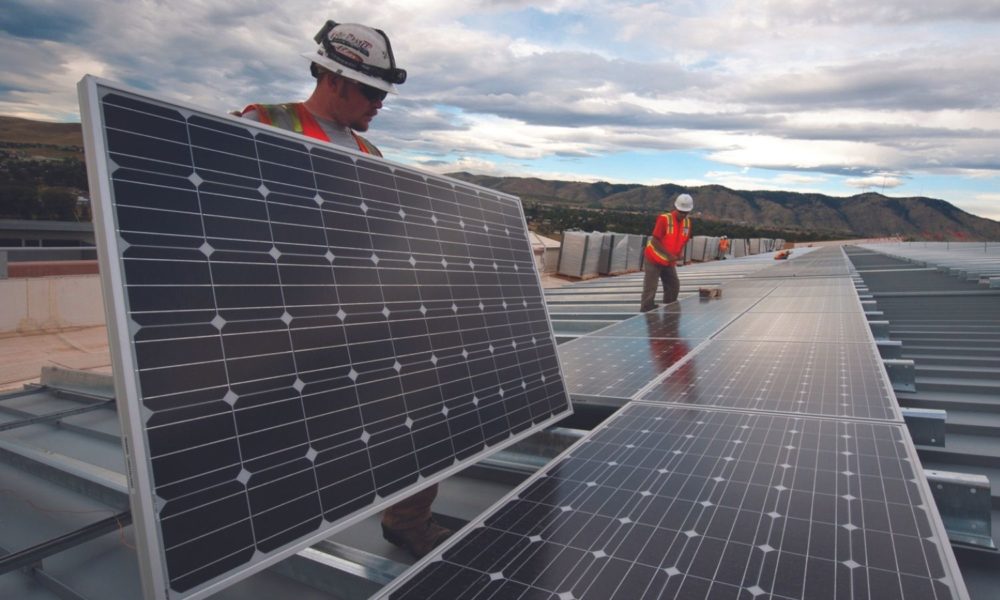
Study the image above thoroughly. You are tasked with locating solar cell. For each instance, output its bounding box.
[637,340,900,421]
[79,77,572,599]
[378,404,966,600]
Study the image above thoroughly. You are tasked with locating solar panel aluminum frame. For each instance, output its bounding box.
[77,75,573,600]
[373,403,970,600]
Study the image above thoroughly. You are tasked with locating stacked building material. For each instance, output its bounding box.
[557,230,604,278]
[598,233,631,275]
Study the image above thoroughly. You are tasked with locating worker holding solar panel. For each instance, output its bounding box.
[240,20,452,559]
[640,194,694,312]
[240,20,402,158]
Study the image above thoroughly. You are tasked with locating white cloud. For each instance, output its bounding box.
[702,134,897,171]
[844,174,905,190]
[966,193,1000,220]
[703,169,830,193]
[747,0,1000,25]
[2,0,1000,219]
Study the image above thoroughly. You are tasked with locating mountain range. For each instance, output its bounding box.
[2,116,997,240]
[448,173,1000,241]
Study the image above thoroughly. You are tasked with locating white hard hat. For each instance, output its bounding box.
[675,194,694,212]
[302,21,406,94]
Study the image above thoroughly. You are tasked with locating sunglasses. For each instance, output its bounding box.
[357,81,388,103]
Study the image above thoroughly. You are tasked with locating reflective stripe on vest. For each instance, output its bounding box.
[663,213,691,237]
[241,103,379,156]
[646,238,671,263]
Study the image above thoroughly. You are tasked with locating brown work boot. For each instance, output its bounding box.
[381,519,454,558]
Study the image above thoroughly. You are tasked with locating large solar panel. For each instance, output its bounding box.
[377,403,966,600]
[637,340,900,421]
[78,77,572,599]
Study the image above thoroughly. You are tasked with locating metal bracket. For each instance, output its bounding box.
[925,470,997,551]
[876,339,903,359]
[868,319,891,340]
[883,359,916,392]
[901,407,946,446]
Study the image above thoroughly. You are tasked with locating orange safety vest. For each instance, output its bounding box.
[644,211,692,266]
[240,103,382,156]
[719,238,730,252]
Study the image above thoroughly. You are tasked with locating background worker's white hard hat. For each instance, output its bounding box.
[302,21,406,94]
[675,194,694,212]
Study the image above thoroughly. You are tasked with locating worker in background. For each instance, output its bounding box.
[718,235,730,260]
[241,20,452,559]
[640,194,694,312]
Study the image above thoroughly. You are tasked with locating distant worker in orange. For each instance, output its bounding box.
[640,194,694,312]
[718,235,730,260]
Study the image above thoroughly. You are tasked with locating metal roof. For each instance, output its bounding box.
[3,244,999,599]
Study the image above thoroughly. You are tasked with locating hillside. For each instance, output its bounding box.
[1,116,996,240]
[0,117,88,220]
[0,116,84,159]
[451,173,1000,241]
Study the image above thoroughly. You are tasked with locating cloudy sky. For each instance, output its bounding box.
[3,0,999,220]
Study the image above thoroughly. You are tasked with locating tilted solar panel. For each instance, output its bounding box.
[377,404,967,600]
[78,76,572,599]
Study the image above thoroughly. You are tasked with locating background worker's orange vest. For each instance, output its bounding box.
[644,211,691,266]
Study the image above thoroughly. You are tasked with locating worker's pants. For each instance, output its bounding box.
[382,483,438,530]
[640,260,679,312]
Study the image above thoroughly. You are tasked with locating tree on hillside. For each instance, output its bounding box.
[39,188,79,220]
[0,184,38,218]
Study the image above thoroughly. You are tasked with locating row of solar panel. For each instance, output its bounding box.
[379,247,966,599]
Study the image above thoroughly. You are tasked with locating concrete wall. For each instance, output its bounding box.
[0,274,106,334]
